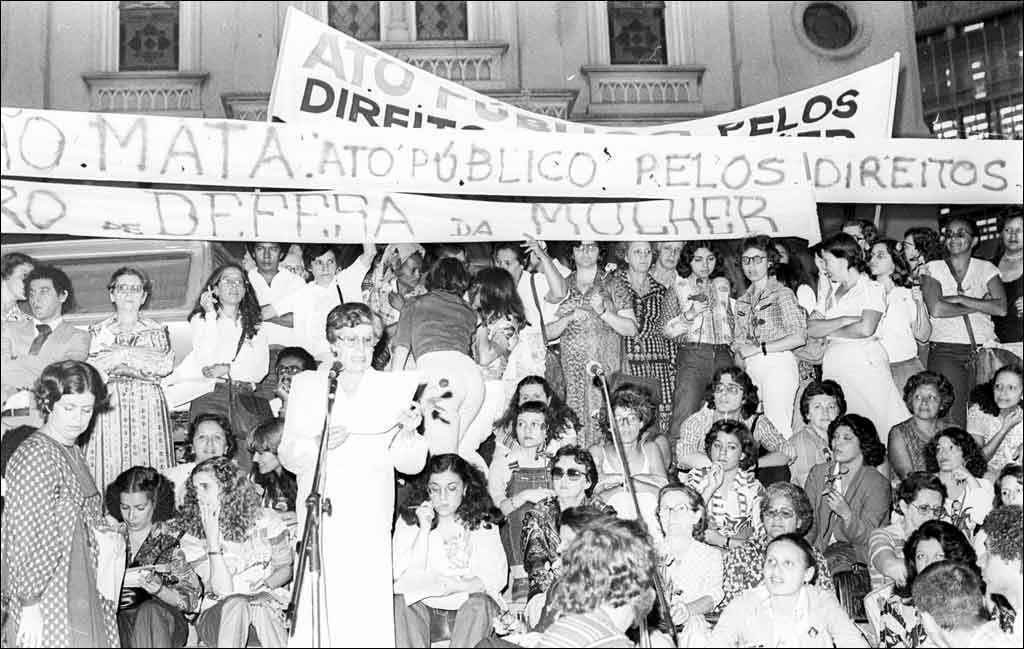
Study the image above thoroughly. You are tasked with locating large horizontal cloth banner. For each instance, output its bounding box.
[2,108,1020,205]
[269,7,900,138]
[0,179,822,243]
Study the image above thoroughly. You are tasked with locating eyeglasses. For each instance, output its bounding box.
[551,467,586,481]
[276,365,304,377]
[763,508,796,520]
[741,255,766,265]
[111,284,145,295]
[714,383,743,395]
[576,244,600,253]
[659,504,693,516]
[615,414,642,427]
[336,335,376,349]
[909,502,945,518]
[218,278,245,288]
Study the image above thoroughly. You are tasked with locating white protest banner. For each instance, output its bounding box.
[0,179,821,243]
[269,7,899,138]
[2,108,1020,205]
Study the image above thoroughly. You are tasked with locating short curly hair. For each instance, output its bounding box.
[799,380,847,424]
[704,366,760,419]
[897,471,947,507]
[656,484,708,542]
[546,517,656,621]
[551,445,600,498]
[599,387,656,443]
[185,412,236,462]
[913,560,990,630]
[704,419,758,471]
[982,505,1023,567]
[994,464,1022,508]
[821,232,870,274]
[924,427,988,478]
[903,371,956,418]
[512,400,556,448]
[827,414,885,467]
[105,466,176,524]
[398,453,501,531]
[325,302,383,344]
[739,235,784,278]
[179,456,264,544]
[760,482,815,538]
[903,227,944,264]
[896,520,977,598]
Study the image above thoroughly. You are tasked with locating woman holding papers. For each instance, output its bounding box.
[279,302,427,647]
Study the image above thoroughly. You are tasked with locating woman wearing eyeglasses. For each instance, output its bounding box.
[85,267,175,491]
[521,446,615,603]
[164,263,271,471]
[546,241,638,447]
[921,216,1008,426]
[867,471,947,590]
[732,236,807,440]
[655,485,724,620]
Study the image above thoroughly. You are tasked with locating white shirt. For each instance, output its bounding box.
[518,271,562,336]
[249,268,309,346]
[876,286,919,362]
[924,259,1000,345]
[824,275,886,343]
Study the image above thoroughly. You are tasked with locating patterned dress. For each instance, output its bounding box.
[685,466,764,538]
[616,270,674,435]
[1,432,119,648]
[556,272,631,447]
[85,315,174,492]
[719,532,834,611]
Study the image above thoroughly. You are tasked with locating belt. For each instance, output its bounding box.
[0,407,31,418]
[222,379,255,393]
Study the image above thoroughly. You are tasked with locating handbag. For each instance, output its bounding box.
[188,332,273,443]
[946,260,1018,386]
[751,414,792,487]
[530,273,566,401]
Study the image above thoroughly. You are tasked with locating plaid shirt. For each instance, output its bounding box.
[733,279,806,347]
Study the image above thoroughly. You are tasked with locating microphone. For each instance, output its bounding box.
[328,361,343,380]
[586,361,605,377]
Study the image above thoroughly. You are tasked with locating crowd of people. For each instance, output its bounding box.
[0,208,1022,648]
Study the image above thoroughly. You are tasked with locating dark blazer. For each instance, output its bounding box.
[805,462,891,565]
[2,320,91,402]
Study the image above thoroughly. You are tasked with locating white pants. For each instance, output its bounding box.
[744,351,799,439]
[417,350,485,455]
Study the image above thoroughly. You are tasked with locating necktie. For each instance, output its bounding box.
[28,323,52,355]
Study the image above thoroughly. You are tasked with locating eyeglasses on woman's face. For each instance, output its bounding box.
[908,502,945,518]
[741,254,767,266]
[714,383,744,396]
[111,284,145,295]
[218,277,245,288]
[551,467,586,481]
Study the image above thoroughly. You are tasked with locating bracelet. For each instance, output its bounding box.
[207,549,223,556]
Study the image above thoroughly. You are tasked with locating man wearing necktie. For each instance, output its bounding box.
[1,265,91,431]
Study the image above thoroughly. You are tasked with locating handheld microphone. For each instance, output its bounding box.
[586,361,605,377]
[328,361,343,380]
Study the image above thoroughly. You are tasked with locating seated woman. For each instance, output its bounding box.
[178,457,293,649]
[106,466,201,648]
[490,375,580,460]
[162,413,237,507]
[789,380,846,488]
[675,366,796,477]
[805,414,891,574]
[967,364,1023,481]
[720,481,834,610]
[488,401,557,598]
[163,264,271,471]
[522,446,615,603]
[685,420,764,550]
[709,534,867,647]
[868,472,947,589]
[247,418,298,524]
[924,427,993,535]
[656,485,724,618]
[888,371,958,481]
[870,520,977,648]
[393,453,507,648]
[590,386,668,532]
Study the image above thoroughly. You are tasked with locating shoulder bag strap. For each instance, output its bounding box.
[336,284,344,305]
[945,258,978,348]
[529,273,551,346]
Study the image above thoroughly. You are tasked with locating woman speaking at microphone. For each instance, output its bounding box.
[279,303,428,647]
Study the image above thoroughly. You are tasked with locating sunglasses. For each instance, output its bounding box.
[551,467,586,481]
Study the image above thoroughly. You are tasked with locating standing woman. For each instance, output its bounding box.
[616,241,675,435]
[392,258,482,454]
[1,360,120,648]
[546,241,637,447]
[85,267,175,492]
[869,240,932,393]
[992,210,1023,359]
[663,241,735,439]
[922,216,1007,426]
[902,227,945,285]
[810,233,911,441]
[163,263,271,468]
[1,252,34,322]
[732,236,806,439]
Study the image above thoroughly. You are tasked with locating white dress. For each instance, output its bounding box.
[279,367,428,648]
[822,275,910,442]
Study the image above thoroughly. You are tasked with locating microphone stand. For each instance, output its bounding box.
[285,365,342,646]
[594,368,678,648]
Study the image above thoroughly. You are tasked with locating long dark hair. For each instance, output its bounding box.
[105,466,176,524]
[895,520,977,598]
[871,239,914,288]
[248,418,298,512]
[470,267,527,329]
[398,453,501,531]
[188,263,262,343]
[494,375,579,443]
